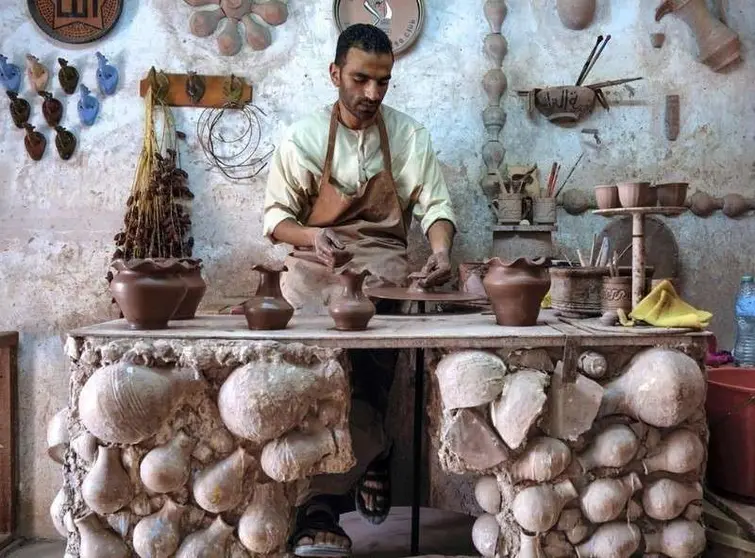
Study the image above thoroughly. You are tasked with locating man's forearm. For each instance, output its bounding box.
[271,218,317,248]
[427,219,455,254]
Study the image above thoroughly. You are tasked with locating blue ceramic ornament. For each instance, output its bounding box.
[95,52,119,96]
[77,84,99,126]
[0,55,22,93]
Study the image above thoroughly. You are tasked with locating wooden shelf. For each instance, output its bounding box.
[593,206,687,217]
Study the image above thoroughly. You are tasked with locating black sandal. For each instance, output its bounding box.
[290,508,352,557]
[354,448,392,525]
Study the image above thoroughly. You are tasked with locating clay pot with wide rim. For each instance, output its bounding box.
[328,268,375,331]
[482,257,551,327]
[550,266,610,318]
[172,258,207,320]
[243,264,294,330]
[617,182,650,208]
[595,185,619,210]
[110,259,188,330]
[656,182,688,207]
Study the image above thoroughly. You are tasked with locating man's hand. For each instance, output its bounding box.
[313,228,352,268]
[419,251,452,288]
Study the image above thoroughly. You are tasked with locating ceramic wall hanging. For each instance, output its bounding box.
[184,0,289,56]
[95,52,119,95]
[40,91,63,127]
[57,58,80,94]
[25,55,49,93]
[27,0,124,44]
[0,55,22,93]
[77,84,99,126]
[54,126,77,160]
[333,0,424,57]
[23,123,46,160]
[7,92,30,128]
[556,0,596,30]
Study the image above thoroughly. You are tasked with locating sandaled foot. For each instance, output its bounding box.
[355,449,392,525]
[291,507,352,557]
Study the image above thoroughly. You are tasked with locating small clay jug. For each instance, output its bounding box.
[243,264,294,330]
[23,123,46,161]
[54,126,77,160]
[58,58,80,94]
[40,91,63,127]
[328,268,375,331]
[7,91,30,128]
[109,258,188,330]
[483,257,551,326]
[173,258,207,320]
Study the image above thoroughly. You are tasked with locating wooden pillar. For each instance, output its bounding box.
[632,212,646,308]
[0,332,18,548]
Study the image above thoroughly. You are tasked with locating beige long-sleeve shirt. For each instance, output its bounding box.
[263,103,457,242]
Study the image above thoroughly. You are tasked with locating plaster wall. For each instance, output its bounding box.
[0,0,752,537]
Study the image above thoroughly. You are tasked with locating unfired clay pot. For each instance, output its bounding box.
[109,258,188,330]
[595,185,619,210]
[173,259,207,320]
[656,182,688,207]
[244,264,294,330]
[328,268,375,331]
[617,182,650,208]
[482,257,551,327]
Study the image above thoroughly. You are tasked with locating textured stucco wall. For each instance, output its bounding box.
[0,0,753,537]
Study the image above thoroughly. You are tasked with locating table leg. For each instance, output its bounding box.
[631,212,646,308]
[411,300,426,556]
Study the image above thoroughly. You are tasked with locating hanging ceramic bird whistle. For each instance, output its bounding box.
[23,123,47,161]
[25,54,49,93]
[54,126,77,160]
[58,58,80,95]
[7,91,30,128]
[0,55,22,93]
[77,84,99,126]
[40,91,63,127]
[95,52,119,95]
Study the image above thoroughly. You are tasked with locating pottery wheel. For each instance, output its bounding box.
[597,216,679,279]
[364,287,484,302]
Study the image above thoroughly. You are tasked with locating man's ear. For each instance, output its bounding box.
[329,63,341,87]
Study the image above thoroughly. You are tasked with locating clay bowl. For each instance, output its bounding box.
[595,185,619,210]
[534,86,596,124]
[655,182,688,207]
[617,182,650,208]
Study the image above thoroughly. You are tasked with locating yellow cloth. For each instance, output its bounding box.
[541,290,551,309]
[626,280,712,329]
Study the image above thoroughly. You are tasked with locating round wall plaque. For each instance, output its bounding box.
[28,0,123,44]
[333,0,424,57]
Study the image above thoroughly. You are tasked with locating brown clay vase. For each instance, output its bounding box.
[482,257,551,326]
[7,91,30,128]
[109,258,188,330]
[40,91,63,127]
[243,264,294,330]
[23,123,46,161]
[328,268,375,331]
[172,258,207,320]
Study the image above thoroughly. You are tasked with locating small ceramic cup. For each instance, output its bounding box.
[533,197,557,224]
[493,193,523,223]
[617,182,650,208]
[595,185,620,210]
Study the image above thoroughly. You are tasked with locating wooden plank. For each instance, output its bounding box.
[707,489,755,541]
[0,333,17,349]
[0,336,17,538]
[138,72,253,108]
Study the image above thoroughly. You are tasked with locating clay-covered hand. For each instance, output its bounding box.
[419,251,452,288]
[313,228,352,268]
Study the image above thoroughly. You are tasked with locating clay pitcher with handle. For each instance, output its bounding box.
[244,264,294,330]
[328,268,375,331]
[483,257,551,326]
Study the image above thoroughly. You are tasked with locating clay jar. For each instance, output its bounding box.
[328,268,375,331]
[595,185,619,210]
[482,257,551,326]
[173,258,207,320]
[244,264,294,330]
[110,259,188,330]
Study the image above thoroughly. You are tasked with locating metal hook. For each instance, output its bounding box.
[186,71,206,104]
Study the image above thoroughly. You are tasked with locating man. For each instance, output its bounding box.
[263,24,457,557]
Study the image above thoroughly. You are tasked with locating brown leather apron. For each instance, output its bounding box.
[281,103,410,314]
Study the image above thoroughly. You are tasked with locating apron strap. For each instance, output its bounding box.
[376,111,393,178]
[321,103,340,188]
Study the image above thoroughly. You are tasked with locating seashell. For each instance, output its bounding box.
[133,498,185,558]
[642,428,705,474]
[208,427,235,455]
[71,432,98,464]
[490,369,549,450]
[443,408,509,470]
[140,430,196,493]
[644,520,705,558]
[642,479,703,521]
[242,15,272,51]
[474,476,501,514]
[238,483,291,554]
[541,363,603,441]
[79,363,198,444]
[175,515,234,558]
[577,424,639,472]
[82,446,133,514]
[576,522,640,558]
[509,437,571,483]
[684,502,703,521]
[472,513,499,557]
[435,350,507,409]
[47,408,69,464]
[597,348,704,427]
[193,447,251,513]
[50,487,67,538]
[556,0,596,30]
[261,426,336,482]
[190,7,225,37]
[513,480,578,533]
[519,530,545,558]
[75,512,129,558]
[63,511,75,533]
[580,473,642,523]
[577,351,607,379]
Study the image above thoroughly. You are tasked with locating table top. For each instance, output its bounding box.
[69,311,709,349]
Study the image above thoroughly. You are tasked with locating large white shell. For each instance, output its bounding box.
[490,369,549,449]
[435,350,507,409]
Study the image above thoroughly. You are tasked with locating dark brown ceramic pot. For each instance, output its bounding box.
[482,257,551,327]
[243,265,294,330]
[328,269,375,331]
[110,259,188,330]
[172,259,207,320]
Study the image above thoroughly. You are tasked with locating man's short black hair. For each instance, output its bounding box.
[334,24,393,66]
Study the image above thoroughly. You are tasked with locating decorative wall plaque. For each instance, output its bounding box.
[333,0,424,56]
[28,0,123,44]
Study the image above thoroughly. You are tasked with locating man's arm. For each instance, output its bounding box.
[420,219,455,287]
[272,219,351,268]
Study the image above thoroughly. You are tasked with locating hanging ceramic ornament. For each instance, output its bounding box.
[58,58,80,95]
[40,91,63,127]
[77,84,99,126]
[25,54,49,92]
[0,55,22,93]
[54,126,77,160]
[7,91,30,128]
[95,52,119,95]
[556,0,596,30]
[23,123,46,160]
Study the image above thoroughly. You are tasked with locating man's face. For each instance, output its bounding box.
[330,47,393,124]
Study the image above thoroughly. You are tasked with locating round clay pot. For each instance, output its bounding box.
[243,265,294,330]
[550,266,610,318]
[655,182,688,207]
[595,185,619,210]
[602,276,632,314]
[482,257,551,327]
[328,269,375,331]
[617,182,650,208]
[110,259,188,330]
[172,259,207,320]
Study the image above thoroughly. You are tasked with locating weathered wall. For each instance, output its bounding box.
[0,0,752,537]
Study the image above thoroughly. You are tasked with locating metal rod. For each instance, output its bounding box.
[554,152,584,198]
[576,35,604,86]
[411,299,426,555]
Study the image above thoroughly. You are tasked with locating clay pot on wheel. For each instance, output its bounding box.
[328,268,375,331]
[482,257,551,326]
[110,259,187,330]
[243,265,294,330]
[172,259,207,320]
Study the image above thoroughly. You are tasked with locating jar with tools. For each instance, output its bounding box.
[493,165,536,223]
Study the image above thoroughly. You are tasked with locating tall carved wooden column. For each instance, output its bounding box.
[480,0,508,202]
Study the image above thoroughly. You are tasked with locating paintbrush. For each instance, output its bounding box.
[554,152,585,198]
[580,34,612,86]
[576,35,604,86]
[545,162,558,197]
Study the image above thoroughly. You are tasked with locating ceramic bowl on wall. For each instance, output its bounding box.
[534,86,596,124]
